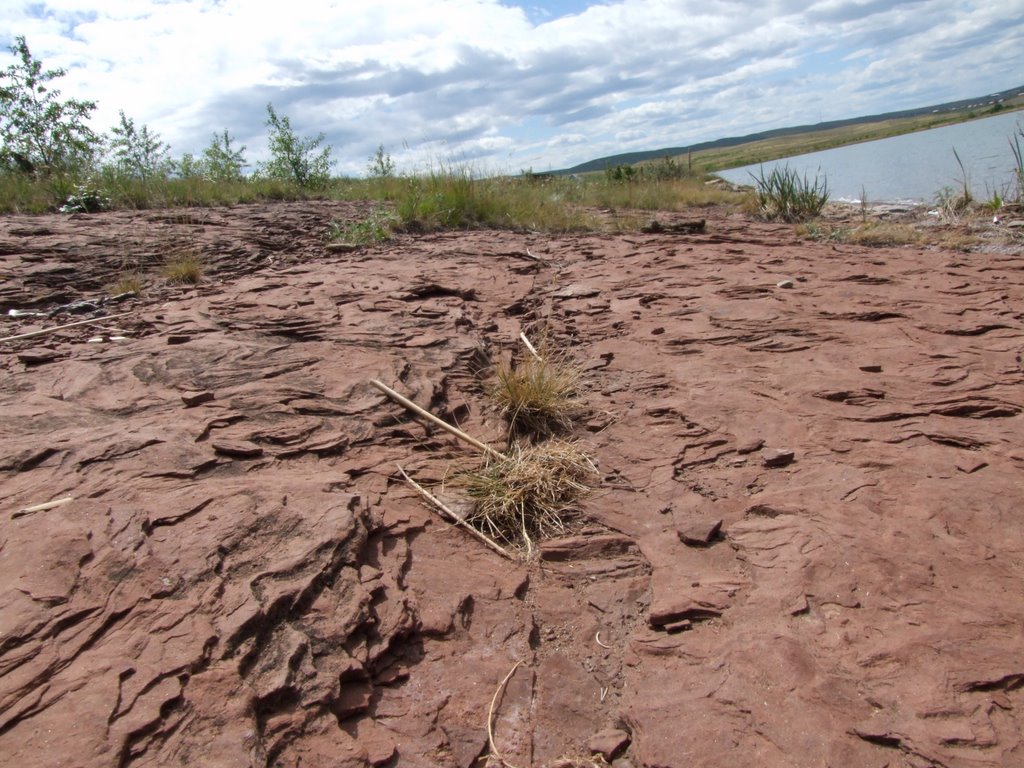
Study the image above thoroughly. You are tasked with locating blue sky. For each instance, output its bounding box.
[2,1,1022,175]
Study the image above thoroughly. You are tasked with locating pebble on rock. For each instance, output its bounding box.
[678,517,723,547]
[762,448,796,468]
[181,390,216,408]
[588,728,631,762]
[211,440,264,459]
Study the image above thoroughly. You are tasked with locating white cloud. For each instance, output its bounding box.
[0,0,1021,175]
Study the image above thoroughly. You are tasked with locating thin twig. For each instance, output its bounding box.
[398,465,517,561]
[487,661,524,768]
[518,332,542,362]
[1,313,130,343]
[595,631,611,649]
[370,379,505,462]
[13,496,75,519]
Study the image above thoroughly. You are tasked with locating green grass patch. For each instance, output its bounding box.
[388,165,599,232]
[328,206,397,246]
[750,165,829,222]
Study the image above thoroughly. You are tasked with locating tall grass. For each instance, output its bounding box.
[0,161,744,231]
[1010,125,1024,201]
[749,165,829,222]
[388,165,599,232]
[583,177,738,211]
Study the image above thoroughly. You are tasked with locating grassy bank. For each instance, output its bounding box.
[0,165,746,232]
[690,101,1024,173]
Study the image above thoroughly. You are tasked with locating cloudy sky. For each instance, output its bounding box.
[1,1,1022,176]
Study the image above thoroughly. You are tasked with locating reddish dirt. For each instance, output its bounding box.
[1,201,1023,768]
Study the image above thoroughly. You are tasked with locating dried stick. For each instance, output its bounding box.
[13,496,75,519]
[397,465,516,561]
[518,332,542,362]
[0,313,130,343]
[487,661,524,768]
[370,379,505,462]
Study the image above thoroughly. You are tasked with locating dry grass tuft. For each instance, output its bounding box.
[847,222,922,246]
[110,272,143,296]
[488,339,583,436]
[937,231,980,252]
[162,251,203,284]
[459,440,597,553]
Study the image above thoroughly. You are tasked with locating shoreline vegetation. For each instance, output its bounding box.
[1,34,1022,235]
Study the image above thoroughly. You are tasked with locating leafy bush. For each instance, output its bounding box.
[106,110,172,180]
[604,156,692,184]
[367,144,395,178]
[201,130,247,181]
[59,184,110,213]
[750,165,829,222]
[257,103,334,188]
[604,163,638,183]
[0,36,99,176]
[642,155,692,181]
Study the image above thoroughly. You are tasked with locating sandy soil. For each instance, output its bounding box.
[1,200,1023,768]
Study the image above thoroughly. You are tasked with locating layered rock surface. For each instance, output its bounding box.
[1,201,1023,767]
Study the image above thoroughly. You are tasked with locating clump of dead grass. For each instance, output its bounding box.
[458,440,597,554]
[487,336,583,436]
[110,272,143,296]
[162,251,203,284]
[847,222,922,246]
[937,231,980,251]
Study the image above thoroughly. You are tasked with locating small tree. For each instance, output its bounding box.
[367,144,395,178]
[0,35,99,175]
[106,110,171,180]
[258,103,333,188]
[175,152,204,179]
[202,129,247,181]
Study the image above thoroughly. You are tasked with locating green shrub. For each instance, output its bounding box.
[0,36,100,176]
[256,103,334,188]
[59,184,110,213]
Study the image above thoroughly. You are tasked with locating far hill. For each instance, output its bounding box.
[557,85,1024,175]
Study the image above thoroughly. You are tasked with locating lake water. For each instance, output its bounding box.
[716,110,1024,205]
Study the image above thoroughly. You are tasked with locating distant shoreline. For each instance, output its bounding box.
[558,85,1024,176]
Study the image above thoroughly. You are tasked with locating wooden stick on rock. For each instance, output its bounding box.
[370,379,505,462]
[397,465,515,561]
[0,313,130,343]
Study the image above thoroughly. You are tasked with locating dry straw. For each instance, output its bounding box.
[371,329,595,560]
[459,439,597,556]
